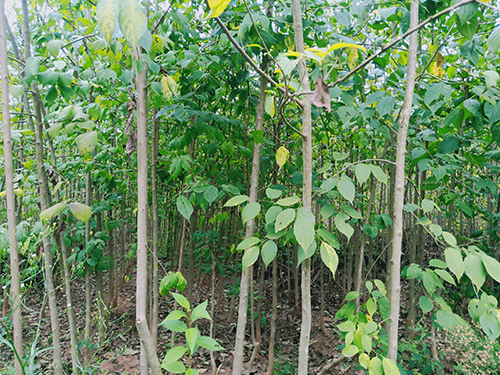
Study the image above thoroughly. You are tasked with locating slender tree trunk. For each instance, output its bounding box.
[265,258,278,375]
[84,169,92,366]
[0,4,23,372]
[232,54,269,375]
[386,0,419,361]
[151,109,160,348]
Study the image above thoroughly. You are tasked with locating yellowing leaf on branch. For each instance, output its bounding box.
[265,94,275,117]
[118,0,147,49]
[207,0,231,19]
[276,146,290,169]
[161,76,178,100]
[96,0,120,46]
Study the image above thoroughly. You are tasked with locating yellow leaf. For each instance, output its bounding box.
[118,0,147,48]
[265,95,275,117]
[285,51,301,58]
[207,0,231,19]
[429,62,445,77]
[0,191,6,197]
[347,47,359,70]
[276,146,289,169]
[96,0,120,46]
[247,44,264,49]
[327,42,366,54]
[161,76,178,100]
[14,188,24,197]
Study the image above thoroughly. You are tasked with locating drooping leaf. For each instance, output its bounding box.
[487,25,500,52]
[294,207,315,251]
[242,246,259,272]
[96,0,120,45]
[241,201,261,222]
[311,77,331,112]
[68,202,91,222]
[204,186,219,204]
[185,327,200,353]
[172,292,190,310]
[382,357,400,375]
[436,310,456,330]
[197,336,225,351]
[370,165,387,184]
[261,240,277,268]
[275,208,295,232]
[265,95,275,117]
[419,295,433,314]
[464,253,486,288]
[176,196,193,221]
[162,346,187,366]
[479,312,500,341]
[47,39,63,57]
[237,237,260,251]
[118,0,147,48]
[40,202,67,221]
[337,175,355,202]
[359,353,370,369]
[438,135,459,154]
[369,357,382,375]
[276,146,289,168]
[224,195,249,207]
[208,0,231,18]
[320,242,339,277]
[335,213,354,241]
[276,195,300,206]
[355,164,371,184]
[478,252,500,284]
[75,131,98,158]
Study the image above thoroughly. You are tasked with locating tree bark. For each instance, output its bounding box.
[386,0,419,361]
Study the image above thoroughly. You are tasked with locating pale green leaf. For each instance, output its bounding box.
[261,240,277,268]
[119,0,147,48]
[369,357,382,375]
[359,353,370,369]
[335,213,354,242]
[96,0,120,45]
[382,357,400,375]
[75,131,97,158]
[421,198,434,213]
[224,195,249,207]
[172,292,190,310]
[337,175,355,202]
[40,202,67,221]
[191,300,211,322]
[320,242,339,277]
[479,252,500,284]
[355,164,371,184]
[342,344,359,357]
[464,253,486,288]
[237,236,260,251]
[445,247,464,280]
[370,165,387,184]
[242,201,261,222]
[197,336,225,351]
[242,246,259,272]
[163,346,187,365]
[176,196,193,221]
[276,146,289,169]
[68,202,91,222]
[275,208,295,232]
[265,95,275,117]
[276,195,301,206]
[185,328,199,353]
[294,207,315,251]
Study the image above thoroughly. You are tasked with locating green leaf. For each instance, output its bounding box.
[456,200,473,218]
[191,300,211,322]
[69,202,92,222]
[172,292,190,310]
[186,369,200,375]
[261,240,277,268]
[456,16,478,40]
[429,259,447,269]
[163,346,187,365]
[39,202,67,222]
[355,164,371,184]
[338,320,355,332]
[369,357,382,375]
[464,253,486,288]
[265,206,282,224]
[197,336,225,351]
[320,242,339,277]
[176,196,193,221]
[344,291,359,301]
[242,201,261,222]
[118,0,147,48]
[342,344,359,357]
[253,129,264,144]
[294,207,315,251]
[487,25,500,52]
[442,231,457,248]
[370,165,387,184]
[337,175,355,202]
[161,359,186,373]
[382,357,400,375]
[456,2,477,23]
[438,135,459,154]
[480,313,500,341]
[434,269,456,286]
[47,39,63,57]
[76,120,96,130]
[362,334,372,353]
[335,213,354,242]
[316,228,340,249]
[421,198,434,213]
[96,0,120,45]
[275,146,290,169]
[265,95,275,117]
[242,246,259,272]
[276,195,301,206]
[378,96,395,117]
[159,319,187,332]
[185,327,200,353]
[265,188,281,199]
[468,299,488,321]
[320,204,335,221]
[366,298,377,316]
[436,310,456,330]
[478,252,500,284]
[445,247,464,280]
[359,353,370,369]
[224,195,249,207]
[164,310,188,321]
[406,264,421,279]
[319,178,337,193]
[364,321,378,335]
[47,123,63,138]
[204,186,219,204]
[160,273,178,296]
[275,208,295,232]
[237,237,260,251]
[76,131,98,158]
[422,271,439,295]
[419,296,433,314]
[341,204,362,219]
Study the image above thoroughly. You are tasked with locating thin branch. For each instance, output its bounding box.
[417,23,455,81]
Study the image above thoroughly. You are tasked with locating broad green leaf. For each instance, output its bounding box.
[161,76,178,100]
[421,198,434,213]
[456,2,477,23]
[68,202,91,222]
[487,25,500,52]
[464,253,486,288]
[265,95,275,117]
[191,300,211,322]
[204,186,219,204]
[159,318,187,332]
[436,310,456,330]
[237,237,260,250]
[176,196,193,221]
[160,273,178,296]
[242,201,261,222]
[118,0,147,48]
[479,313,500,341]
[265,188,281,199]
[484,70,499,89]
[265,206,282,224]
[404,203,418,212]
[359,353,370,369]
[172,292,190,310]
[355,164,371,184]
[326,42,366,53]
[197,336,225,351]
[406,264,421,279]
[369,357,382,375]
[342,344,359,357]
[242,246,259,272]
[163,346,187,365]
[419,296,433,314]
[261,240,277,268]
[478,252,500,284]
[341,204,362,219]
[362,334,372,353]
[445,247,464,280]
[364,321,377,335]
[382,357,400,375]
[297,241,316,265]
[185,328,199,353]
[335,213,354,242]
[468,299,488,321]
[366,298,376,316]
[186,369,200,375]
[429,223,442,236]
[374,279,386,296]
[320,204,335,220]
[161,359,186,373]
[294,207,315,251]
[276,195,300,206]
[76,120,95,130]
[276,146,289,168]
[76,131,97,158]
[456,16,478,40]
[316,228,340,249]
[378,96,395,117]
[438,135,459,154]
[275,208,295,232]
[319,178,337,193]
[164,310,187,321]
[96,0,120,45]
[224,195,249,207]
[434,269,456,285]
[337,175,355,202]
[332,152,349,161]
[370,165,387,184]
[320,242,339,277]
[47,123,63,138]
[456,200,473,218]
[338,320,355,332]
[47,39,63,57]
[10,84,25,98]
[422,271,439,295]
[344,291,359,301]
[40,202,67,221]
[208,0,231,18]
[252,129,263,144]
[442,231,457,248]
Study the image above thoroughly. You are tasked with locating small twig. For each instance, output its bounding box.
[417,24,455,81]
